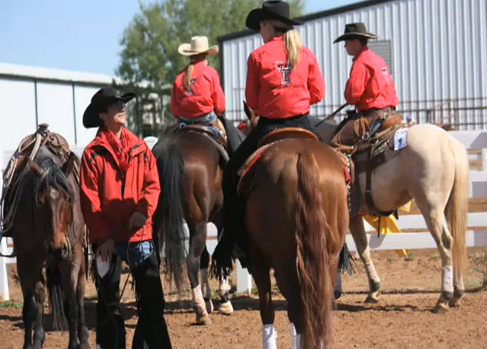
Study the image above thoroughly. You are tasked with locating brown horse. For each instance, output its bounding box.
[3,146,88,349]
[221,109,349,348]
[152,126,235,325]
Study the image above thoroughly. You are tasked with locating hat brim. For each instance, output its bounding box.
[333,32,378,43]
[178,44,219,56]
[245,8,302,31]
[82,93,136,129]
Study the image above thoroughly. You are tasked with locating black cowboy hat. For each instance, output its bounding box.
[245,1,302,31]
[333,23,378,43]
[82,87,136,128]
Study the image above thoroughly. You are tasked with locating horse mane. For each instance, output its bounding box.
[33,157,74,204]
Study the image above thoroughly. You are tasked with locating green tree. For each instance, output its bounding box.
[116,0,303,136]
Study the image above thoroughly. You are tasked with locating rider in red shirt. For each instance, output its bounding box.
[214,1,326,269]
[171,36,226,138]
[331,23,399,150]
[80,87,172,349]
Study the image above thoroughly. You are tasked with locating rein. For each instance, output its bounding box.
[314,103,349,128]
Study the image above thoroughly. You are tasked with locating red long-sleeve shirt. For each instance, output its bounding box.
[245,35,325,119]
[171,61,225,118]
[345,47,398,112]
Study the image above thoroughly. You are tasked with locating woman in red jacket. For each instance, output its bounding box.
[80,87,172,349]
[217,1,326,267]
[171,36,226,138]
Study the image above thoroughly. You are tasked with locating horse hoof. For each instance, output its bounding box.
[449,288,465,308]
[205,298,214,313]
[433,298,450,314]
[218,300,234,316]
[364,294,379,303]
[78,342,91,349]
[433,303,449,314]
[195,315,212,326]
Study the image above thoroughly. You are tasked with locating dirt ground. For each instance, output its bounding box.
[1,248,486,349]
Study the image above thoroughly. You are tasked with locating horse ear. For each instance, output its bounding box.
[30,160,44,176]
[243,101,254,121]
[62,152,76,176]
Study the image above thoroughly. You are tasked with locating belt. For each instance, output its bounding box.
[361,107,395,117]
[259,113,309,125]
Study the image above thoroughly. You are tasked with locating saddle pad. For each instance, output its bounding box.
[237,141,279,196]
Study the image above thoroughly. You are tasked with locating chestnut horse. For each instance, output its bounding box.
[2,146,88,349]
[216,114,349,348]
[151,126,235,325]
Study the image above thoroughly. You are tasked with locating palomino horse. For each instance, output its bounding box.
[224,107,349,349]
[2,144,88,349]
[314,115,469,313]
[151,125,234,325]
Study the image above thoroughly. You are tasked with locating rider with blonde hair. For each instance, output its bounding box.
[171,36,226,138]
[215,1,326,267]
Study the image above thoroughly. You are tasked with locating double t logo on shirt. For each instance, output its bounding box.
[276,61,291,85]
[185,78,197,94]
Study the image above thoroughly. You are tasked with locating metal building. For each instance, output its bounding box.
[0,62,113,151]
[218,0,487,129]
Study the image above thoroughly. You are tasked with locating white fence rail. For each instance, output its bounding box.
[1,131,487,300]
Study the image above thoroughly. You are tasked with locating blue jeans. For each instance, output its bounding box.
[177,112,220,138]
[115,240,154,270]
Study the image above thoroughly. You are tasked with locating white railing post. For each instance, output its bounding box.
[0,147,9,301]
[236,260,252,294]
[481,148,487,172]
[0,238,9,301]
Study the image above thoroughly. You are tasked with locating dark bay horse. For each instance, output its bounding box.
[5,146,88,349]
[219,109,349,348]
[152,126,235,325]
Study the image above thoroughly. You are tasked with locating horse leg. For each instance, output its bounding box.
[59,260,80,349]
[212,218,234,315]
[248,248,275,349]
[274,262,302,349]
[199,246,214,313]
[76,258,90,349]
[18,254,45,349]
[32,277,46,349]
[187,220,211,325]
[349,216,381,303]
[419,208,455,313]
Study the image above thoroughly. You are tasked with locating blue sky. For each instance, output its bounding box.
[0,0,357,75]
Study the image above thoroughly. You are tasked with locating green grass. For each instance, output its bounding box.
[404,251,416,261]
[0,300,23,309]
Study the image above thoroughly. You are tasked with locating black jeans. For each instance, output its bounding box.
[95,251,172,349]
[221,114,323,263]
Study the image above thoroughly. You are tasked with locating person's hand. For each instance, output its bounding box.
[97,238,114,262]
[128,211,147,231]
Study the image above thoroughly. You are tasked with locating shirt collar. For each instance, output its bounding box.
[353,46,369,61]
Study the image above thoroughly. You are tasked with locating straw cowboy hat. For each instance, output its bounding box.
[178,36,219,56]
[334,23,378,43]
[83,87,136,128]
[245,0,302,31]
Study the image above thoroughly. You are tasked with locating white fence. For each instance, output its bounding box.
[1,131,487,300]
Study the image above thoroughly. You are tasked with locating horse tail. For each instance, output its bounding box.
[46,264,68,331]
[446,139,469,286]
[295,150,332,349]
[157,141,186,293]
